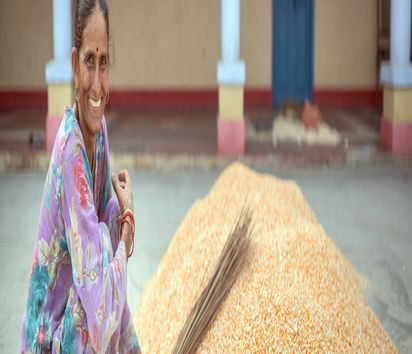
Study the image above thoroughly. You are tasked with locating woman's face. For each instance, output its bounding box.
[73,8,109,137]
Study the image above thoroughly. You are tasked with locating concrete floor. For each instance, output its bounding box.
[0,161,411,353]
[0,106,381,158]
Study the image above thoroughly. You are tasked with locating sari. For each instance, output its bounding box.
[21,106,139,353]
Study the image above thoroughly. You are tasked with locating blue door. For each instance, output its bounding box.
[272,0,314,108]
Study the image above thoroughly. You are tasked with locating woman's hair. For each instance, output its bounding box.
[74,0,109,53]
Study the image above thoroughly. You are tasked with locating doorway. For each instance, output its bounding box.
[272,0,314,108]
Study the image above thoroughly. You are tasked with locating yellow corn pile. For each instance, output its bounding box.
[134,162,396,353]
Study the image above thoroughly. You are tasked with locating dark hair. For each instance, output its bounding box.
[74,0,109,53]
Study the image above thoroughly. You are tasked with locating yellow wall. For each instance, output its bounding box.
[108,0,220,88]
[0,0,52,89]
[314,0,378,88]
[0,0,377,90]
[240,0,272,87]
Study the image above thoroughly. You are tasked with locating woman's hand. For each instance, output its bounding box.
[111,170,134,215]
[112,170,135,258]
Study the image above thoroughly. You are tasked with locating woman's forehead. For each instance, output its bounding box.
[81,10,108,52]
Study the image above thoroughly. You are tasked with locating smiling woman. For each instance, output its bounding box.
[20,1,141,353]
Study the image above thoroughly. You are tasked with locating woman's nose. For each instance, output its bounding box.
[92,67,102,96]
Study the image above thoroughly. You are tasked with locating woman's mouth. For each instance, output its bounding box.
[89,97,101,108]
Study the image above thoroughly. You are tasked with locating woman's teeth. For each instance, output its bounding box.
[89,98,101,108]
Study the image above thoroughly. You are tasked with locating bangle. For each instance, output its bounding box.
[122,217,134,235]
[121,210,135,232]
[122,209,134,223]
[120,209,135,258]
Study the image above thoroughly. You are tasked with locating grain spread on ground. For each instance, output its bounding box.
[272,114,341,147]
[134,162,396,353]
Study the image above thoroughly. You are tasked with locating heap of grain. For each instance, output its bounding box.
[134,163,396,353]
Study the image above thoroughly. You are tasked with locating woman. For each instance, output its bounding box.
[21,0,140,352]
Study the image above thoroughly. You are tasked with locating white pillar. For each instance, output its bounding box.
[381,0,412,87]
[216,0,245,156]
[45,0,72,152]
[222,0,240,63]
[391,0,411,65]
[217,0,245,85]
[45,0,72,84]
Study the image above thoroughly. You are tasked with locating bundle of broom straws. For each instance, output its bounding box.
[172,206,253,354]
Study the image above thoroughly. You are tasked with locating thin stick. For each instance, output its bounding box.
[172,206,253,354]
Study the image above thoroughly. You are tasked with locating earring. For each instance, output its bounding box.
[74,87,80,119]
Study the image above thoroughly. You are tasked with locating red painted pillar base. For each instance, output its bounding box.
[46,114,63,153]
[217,118,245,156]
[380,116,412,155]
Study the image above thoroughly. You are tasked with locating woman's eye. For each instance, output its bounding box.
[86,56,94,69]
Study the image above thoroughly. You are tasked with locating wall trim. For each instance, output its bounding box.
[108,89,218,109]
[0,88,382,111]
[314,88,383,108]
[0,90,47,110]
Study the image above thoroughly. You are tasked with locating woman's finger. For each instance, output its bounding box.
[124,170,132,188]
[118,169,126,183]
[120,169,131,188]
